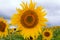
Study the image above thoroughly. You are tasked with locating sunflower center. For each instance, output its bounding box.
[21,10,38,28]
[0,21,6,32]
[30,36,33,40]
[26,16,33,23]
[44,32,50,37]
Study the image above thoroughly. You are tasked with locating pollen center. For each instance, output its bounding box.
[44,32,50,37]
[21,10,38,28]
[26,16,33,23]
[0,21,6,32]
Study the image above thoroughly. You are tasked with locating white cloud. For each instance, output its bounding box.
[0,0,21,16]
[47,16,60,26]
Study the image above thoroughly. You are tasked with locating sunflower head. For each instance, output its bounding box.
[11,0,47,39]
[20,10,38,28]
[42,28,53,40]
[0,17,8,37]
[9,28,16,34]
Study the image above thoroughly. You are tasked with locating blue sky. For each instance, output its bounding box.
[0,0,60,26]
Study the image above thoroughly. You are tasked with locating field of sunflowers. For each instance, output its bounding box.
[0,0,60,40]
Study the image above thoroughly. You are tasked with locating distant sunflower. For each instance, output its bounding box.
[42,28,53,40]
[0,18,8,37]
[11,0,47,39]
[9,28,16,34]
[50,26,60,31]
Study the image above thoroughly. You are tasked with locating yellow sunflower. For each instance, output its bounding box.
[42,28,53,40]
[9,28,16,34]
[11,0,47,39]
[0,17,8,37]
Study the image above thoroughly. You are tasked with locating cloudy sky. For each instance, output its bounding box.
[0,0,60,26]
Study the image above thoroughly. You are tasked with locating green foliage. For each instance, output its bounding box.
[0,31,24,40]
[1,26,60,40]
[52,27,60,40]
[37,35,42,40]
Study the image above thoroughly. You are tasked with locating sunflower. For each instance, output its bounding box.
[42,28,53,40]
[9,28,16,34]
[0,17,8,37]
[11,0,47,39]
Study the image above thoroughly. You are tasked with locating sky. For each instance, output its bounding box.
[0,0,60,26]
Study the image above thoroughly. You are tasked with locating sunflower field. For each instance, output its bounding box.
[0,0,60,40]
